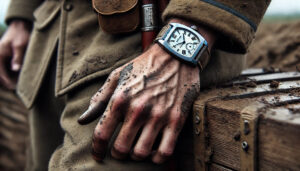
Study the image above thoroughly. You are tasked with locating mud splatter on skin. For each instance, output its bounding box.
[78,100,108,125]
[144,70,160,82]
[180,85,200,117]
[123,87,131,96]
[118,63,133,86]
[98,114,107,125]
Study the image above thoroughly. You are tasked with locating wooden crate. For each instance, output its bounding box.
[193,69,300,170]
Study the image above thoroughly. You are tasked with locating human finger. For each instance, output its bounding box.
[0,43,15,90]
[11,43,25,71]
[92,91,129,162]
[131,109,166,161]
[111,96,152,160]
[151,83,199,164]
[151,107,183,164]
[78,68,122,124]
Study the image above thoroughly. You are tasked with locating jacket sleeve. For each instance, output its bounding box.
[162,0,271,53]
[5,0,43,24]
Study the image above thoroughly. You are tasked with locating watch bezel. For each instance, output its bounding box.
[158,23,208,65]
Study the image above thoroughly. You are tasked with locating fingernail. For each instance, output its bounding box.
[77,108,91,124]
[12,63,21,71]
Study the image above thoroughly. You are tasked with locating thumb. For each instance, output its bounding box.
[11,45,24,72]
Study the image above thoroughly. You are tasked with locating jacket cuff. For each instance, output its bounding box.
[163,0,263,53]
[5,0,42,24]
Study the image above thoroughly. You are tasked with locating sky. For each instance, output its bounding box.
[266,0,300,15]
[0,0,10,24]
[1,0,300,24]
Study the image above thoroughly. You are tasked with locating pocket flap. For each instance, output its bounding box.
[92,0,138,15]
[33,1,61,30]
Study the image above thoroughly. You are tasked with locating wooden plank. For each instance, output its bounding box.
[259,105,300,170]
[209,163,233,171]
[194,92,300,170]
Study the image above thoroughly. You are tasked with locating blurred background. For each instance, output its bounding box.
[0,0,300,170]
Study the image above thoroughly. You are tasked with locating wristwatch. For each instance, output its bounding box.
[155,23,210,70]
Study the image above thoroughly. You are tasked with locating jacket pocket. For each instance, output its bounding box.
[33,1,61,30]
[92,0,140,34]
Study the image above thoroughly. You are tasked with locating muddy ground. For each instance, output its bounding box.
[246,20,300,71]
[0,20,300,170]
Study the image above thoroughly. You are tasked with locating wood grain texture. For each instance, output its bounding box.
[194,88,300,170]
[259,105,300,170]
[210,163,233,171]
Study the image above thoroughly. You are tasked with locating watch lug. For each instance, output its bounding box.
[158,39,165,45]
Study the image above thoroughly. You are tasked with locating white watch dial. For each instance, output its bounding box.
[167,28,201,58]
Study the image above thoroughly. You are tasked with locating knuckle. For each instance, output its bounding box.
[113,143,130,155]
[133,148,150,159]
[150,112,164,123]
[158,149,173,158]
[110,68,121,78]
[127,111,140,125]
[169,112,181,123]
[131,103,144,114]
[113,93,125,106]
[93,131,107,142]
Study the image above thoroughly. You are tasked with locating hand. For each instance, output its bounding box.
[0,20,31,90]
[78,43,200,163]
[78,18,216,164]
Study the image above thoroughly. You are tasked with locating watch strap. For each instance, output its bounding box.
[154,24,171,42]
[197,48,210,71]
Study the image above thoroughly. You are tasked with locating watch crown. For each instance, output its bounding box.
[191,25,198,31]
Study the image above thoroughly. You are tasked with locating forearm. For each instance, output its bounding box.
[5,0,43,25]
[163,0,271,53]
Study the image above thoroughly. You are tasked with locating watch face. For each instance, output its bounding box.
[167,28,201,58]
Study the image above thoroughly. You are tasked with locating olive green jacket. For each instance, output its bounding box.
[5,0,270,108]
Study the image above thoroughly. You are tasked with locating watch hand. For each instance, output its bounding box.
[173,41,185,48]
[179,36,187,48]
[176,35,182,42]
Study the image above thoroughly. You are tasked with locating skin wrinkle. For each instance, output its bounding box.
[125,60,178,98]
[144,61,179,89]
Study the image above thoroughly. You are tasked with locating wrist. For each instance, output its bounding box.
[168,18,216,52]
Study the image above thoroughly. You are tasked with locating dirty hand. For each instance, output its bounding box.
[78,43,200,163]
[0,20,31,90]
[78,19,215,164]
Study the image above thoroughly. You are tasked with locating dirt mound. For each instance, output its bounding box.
[246,20,300,71]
